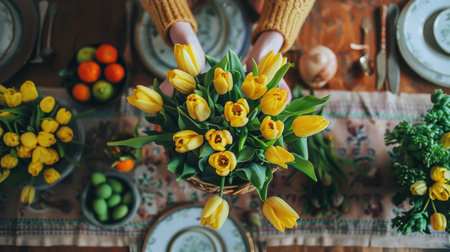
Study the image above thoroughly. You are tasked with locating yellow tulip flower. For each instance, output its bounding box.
[201,195,229,229]
[127,85,163,114]
[41,119,59,133]
[440,132,450,149]
[410,180,427,196]
[3,132,19,147]
[260,88,287,116]
[430,166,450,183]
[205,129,232,151]
[28,161,43,176]
[186,94,211,122]
[4,89,22,107]
[0,112,12,117]
[265,146,294,168]
[173,130,204,153]
[44,168,61,184]
[263,196,299,232]
[429,182,450,201]
[32,146,51,163]
[0,169,10,183]
[44,148,59,165]
[257,51,287,82]
[174,43,201,76]
[224,98,249,127]
[208,151,236,176]
[55,108,72,125]
[20,81,38,102]
[166,69,197,94]
[37,131,57,147]
[241,72,267,100]
[17,145,32,159]
[20,132,37,149]
[292,115,329,138]
[260,116,284,140]
[20,185,35,204]
[430,213,447,231]
[1,154,18,169]
[213,67,233,95]
[56,126,74,143]
[0,126,3,137]
[40,96,55,113]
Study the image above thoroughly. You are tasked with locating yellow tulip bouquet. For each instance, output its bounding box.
[108,44,330,231]
[0,81,80,204]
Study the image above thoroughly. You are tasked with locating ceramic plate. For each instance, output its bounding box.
[135,0,251,79]
[0,0,39,83]
[397,0,450,87]
[142,205,254,252]
[433,8,450,54]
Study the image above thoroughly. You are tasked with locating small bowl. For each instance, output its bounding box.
[433,8,450,54]
[81,171,140,228]
[59,44,130,107]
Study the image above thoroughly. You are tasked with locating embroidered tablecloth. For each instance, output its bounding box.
[0,88,448,248]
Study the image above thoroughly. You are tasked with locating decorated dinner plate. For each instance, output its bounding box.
[433,8,450,54]
[135,0,251,79]
[0,0,39,83]
[142,205,254,252]
[397,0,450,87]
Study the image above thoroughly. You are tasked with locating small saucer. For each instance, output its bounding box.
[433,8,450,54]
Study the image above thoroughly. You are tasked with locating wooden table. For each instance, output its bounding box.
[2,0,448,251]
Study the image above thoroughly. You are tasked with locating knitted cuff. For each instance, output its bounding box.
[251,0,316,53]
[140,0,198,46]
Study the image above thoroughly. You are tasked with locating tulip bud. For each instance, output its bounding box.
[209,151,237,176]
[166,69,196,94]
[37,131,56,147]
[32,146,51,163]
[17,145,32,158]
[56,108,72,125]
[292,115,329,138]
[213,67,233,95]
[265,146,294,168]
[322,173,332,186]
[44,148,59,165]
[28,161,43,176]
[1,154,18,169]
[186,94,211,122]
[56,126,74,143]
[224,98,250,127]
[20,185,35,204]
[173,130,203,153]
[0,112,12,117]
[44,168,61,184]
[260,116,284,140]
[205,129,232,151]
[20,81,38,102]
[127,85,163,114]
[3,132,19,147]
[40,96,55,113]
[260,88,287,116]
[410,180,427,195]
[0,169,10,183]
[263,196,299,232]
[430,166,450,183]
[440,132,450,149]
[257,51,287,82]
[241,72,267,100]
[20,132,37,149]
[430,213,447,231]
[429,182,450,201]
[174,43,202,76]
[41,119,59,133]
[4,89,22,107]
[201,196,229,229]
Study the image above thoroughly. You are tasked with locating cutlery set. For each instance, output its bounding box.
[30,1,58,64]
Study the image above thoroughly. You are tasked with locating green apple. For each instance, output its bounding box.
[76,47,96,63]
[92,80,114,101]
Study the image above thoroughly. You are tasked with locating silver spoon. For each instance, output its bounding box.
[42,3,58,58]
[360,16,373,76]
[30,1,49,64]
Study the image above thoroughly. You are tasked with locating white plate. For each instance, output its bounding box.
[397,0,450,87]
[135,0,251,79]
[142,205,254,252]
[433,8,450,54]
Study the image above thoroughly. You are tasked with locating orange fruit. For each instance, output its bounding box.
[72,83,90,102]
[78,61,101,83]
[116,159,135,172]
[96,44,118,64]
[104,63,125,83]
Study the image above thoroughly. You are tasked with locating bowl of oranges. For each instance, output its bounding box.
[60,44,129,106]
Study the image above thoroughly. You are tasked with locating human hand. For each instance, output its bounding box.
[245,31,292,103]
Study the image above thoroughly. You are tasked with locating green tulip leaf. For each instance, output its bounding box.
[290,137,308,160]
[238,127,248,152]
[252,59,258,76]
[288,152,317,182]
[237,146,255,162]
[197,85,215,117]
[177,107,208,130]
[107,133,174,148]
[230,70,241,83]
[199,143,214,158]
[167,155,183,174]
[198,156,209,172]
[205,55,219,67]
[228,49,245,81]
[153,78,178,107]
[266,63,294,90]
[176,163,197,181]
[255,165,273,202]
[278,95,330,119]
[237,163,267,189]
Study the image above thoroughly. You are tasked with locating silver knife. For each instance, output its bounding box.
[376,5,388,90]
[387,4,400,94]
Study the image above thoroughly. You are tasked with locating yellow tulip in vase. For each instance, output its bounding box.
[108,44,330,232]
